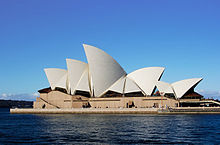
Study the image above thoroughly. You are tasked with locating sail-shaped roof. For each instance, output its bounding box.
[66,59,88,95]
[43,43,203,100]
[108,77,126,93]
[156,81,174,95]
[83,44,127,97]
[124,77,142,93]
[44,68,68,90]
[127,67,165,96]
[75,65,90,92]
[172,78,203,99]
[109,76,145,94]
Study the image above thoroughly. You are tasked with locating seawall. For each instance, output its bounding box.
[10,107,220,114]
[10,108,158,114]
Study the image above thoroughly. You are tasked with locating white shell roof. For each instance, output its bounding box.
[124,77,142,93]
[44,68,68,90]
[66,59,88,95]
[127,67,165,96]
[83,44,127,97]
[108,77,126,93]
[156,81,174,94]
[172,78,203,99]
[109,76,145,94]
[43,44,203,99]
[75,65,90,92]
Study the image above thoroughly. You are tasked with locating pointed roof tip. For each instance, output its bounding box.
[189,77,203,80]
[66,58,72,62]
[82,43,93,48]
[83,44,100,50]
[82,43,87,47]
[83,44,99,53]
[44,68,54,70]
[44,68,51,73]
[192,77,203,82]
[194,77,203,83]
[160,67,165,72]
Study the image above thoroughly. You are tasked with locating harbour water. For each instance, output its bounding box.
[1,108,220,144]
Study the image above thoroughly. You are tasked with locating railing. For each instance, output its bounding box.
[168,107,220,112]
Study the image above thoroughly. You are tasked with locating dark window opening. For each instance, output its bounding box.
[75,90,91,98]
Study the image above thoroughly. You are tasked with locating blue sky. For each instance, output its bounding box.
[0,0,220,100]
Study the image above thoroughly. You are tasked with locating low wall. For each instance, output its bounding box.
[10,107,220,114]
[164,107,220,114]
[10,108,158,114]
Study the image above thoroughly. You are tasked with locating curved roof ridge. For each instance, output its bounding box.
[66,59,88,95]
[124,77,142,93]
[44,68,68,90]
[75,65,91,93]
[127,67,165,96]
[128,67,165,74]
[66,58,87,65]
[171,78,203,99]
[108,76,126,93]
[156,81,174,95]
[83,44,127,97]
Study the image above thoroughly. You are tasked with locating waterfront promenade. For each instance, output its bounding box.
[10,107,220,114]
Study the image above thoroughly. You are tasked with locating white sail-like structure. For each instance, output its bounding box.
[66,59,88,95]
[108,77,143,94]
[83,44,127,97]
[172,78,203,99]
[127,67,165,96]
[75,66,90,92]
[124,77,142,93]
[43,43,203,100]
[108,77,126,93]
[156,81,174,95]
[44,68,68,90]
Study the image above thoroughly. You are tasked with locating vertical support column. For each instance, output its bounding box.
[122,78,127,97]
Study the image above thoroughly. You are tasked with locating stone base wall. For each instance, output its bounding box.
[34,91,178,109]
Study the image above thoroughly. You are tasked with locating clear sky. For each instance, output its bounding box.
[0,0,220,100]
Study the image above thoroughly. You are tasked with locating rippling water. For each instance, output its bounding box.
[0,108,220,144]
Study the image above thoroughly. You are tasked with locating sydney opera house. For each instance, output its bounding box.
[34,44,220,109]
